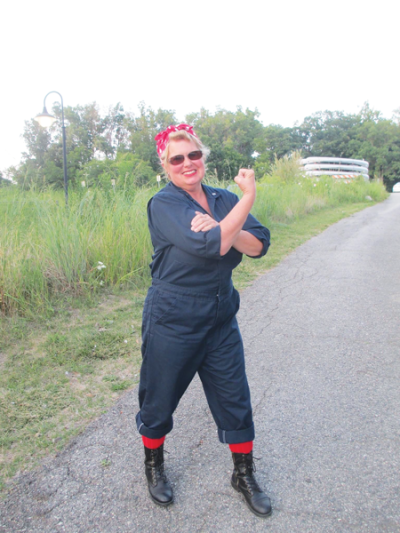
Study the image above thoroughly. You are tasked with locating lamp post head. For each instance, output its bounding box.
[34,106,57,128]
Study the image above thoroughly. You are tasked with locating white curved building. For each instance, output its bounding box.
[300,157,369,181]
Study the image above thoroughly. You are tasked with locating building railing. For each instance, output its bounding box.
[300,157,369,181]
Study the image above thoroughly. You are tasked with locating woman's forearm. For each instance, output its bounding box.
[232,230,263,256]
[191,169,259,256]
[219,192,255,256]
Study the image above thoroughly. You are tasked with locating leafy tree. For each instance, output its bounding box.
[392,107,400,125]
[354,119,400,183]
[253,153,273,178]
[78,152,155,190]
[114,152,155,188]
[264,124,302,158]
[186,107,264,180]
[11,102,117,190]
[11,159,43,190]
[22,119,52,167]
[295,104,400,186]
[358,102,383,123]
[296,111,361,158]
[8,99,400,192]
[253,124,303,176]
[60,102,109,158]
[0,170,12,187]
[103,103,132,155]
[128,103,177,171]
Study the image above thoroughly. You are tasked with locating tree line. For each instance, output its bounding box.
[2,101,400,190]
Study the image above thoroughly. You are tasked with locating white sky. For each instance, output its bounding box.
[1,0,399,173]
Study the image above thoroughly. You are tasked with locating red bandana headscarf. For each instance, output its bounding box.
[155,124,198,157]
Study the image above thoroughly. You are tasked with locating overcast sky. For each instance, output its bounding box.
[1,0,399,174]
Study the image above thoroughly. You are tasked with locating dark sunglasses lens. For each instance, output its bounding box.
[188,151,202,161]
[169,155,185,166]
[169,151,202,166]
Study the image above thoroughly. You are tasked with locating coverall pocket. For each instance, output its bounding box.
[151,290,178,325]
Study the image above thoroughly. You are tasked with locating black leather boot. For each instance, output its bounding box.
[144,444,173,507]
[231,452,272,518]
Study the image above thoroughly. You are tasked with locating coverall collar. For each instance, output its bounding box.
[167,181,220,218]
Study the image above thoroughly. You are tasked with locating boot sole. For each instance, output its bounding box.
[231,480,272,518]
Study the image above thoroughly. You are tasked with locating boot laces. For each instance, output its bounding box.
[237,455,262,495]
[151,465,167,485]
[149,449,168,485]
[242,471,262,495]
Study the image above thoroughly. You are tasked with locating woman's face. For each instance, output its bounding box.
[164,139,205,192]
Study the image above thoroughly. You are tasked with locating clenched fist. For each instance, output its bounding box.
[234,169,256,196]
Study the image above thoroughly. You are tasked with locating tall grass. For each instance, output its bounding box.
[251,176,387,227]
[0,187,154,317]
[0,167,388,317]
[249,154,388,227]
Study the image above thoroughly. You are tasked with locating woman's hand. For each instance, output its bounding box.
[234,168,256,196]
[191,211,219,233]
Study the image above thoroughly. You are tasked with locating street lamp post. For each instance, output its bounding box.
[34,91,68,205]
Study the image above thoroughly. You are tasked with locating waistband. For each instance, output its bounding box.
[151,278,234,300]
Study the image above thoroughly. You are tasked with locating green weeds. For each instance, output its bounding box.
[1,177,387,318]
[0,293,143,491]
[0,187,152,317]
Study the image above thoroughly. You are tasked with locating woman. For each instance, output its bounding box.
[136,124,272,518]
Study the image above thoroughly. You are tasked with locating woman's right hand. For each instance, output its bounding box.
[234,169,256,196]
[191,211,219,233]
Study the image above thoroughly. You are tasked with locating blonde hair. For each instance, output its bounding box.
[160,130,210,167]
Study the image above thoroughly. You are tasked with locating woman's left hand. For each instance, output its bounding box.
[191,211,219,233]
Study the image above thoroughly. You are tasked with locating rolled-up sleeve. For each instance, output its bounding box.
[219,189,270,259]
[148,194,222,260]
[242,214,271,259]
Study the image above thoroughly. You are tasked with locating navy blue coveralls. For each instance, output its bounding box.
[136,181,270,444]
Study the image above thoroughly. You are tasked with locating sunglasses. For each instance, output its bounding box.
[168,150,203,166]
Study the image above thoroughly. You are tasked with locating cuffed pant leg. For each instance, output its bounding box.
[198,316,254,444]
[137,319,207,439]
[218,424,255,444]
[136,411,172,440]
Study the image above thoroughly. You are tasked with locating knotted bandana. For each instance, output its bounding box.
[155,124,198,156]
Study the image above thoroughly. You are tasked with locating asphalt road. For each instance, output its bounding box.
[1,194,400,533]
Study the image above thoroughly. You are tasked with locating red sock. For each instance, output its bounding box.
[142,436,165,449]
[229,441,253,454]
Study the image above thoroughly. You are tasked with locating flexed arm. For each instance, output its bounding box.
[191,169,263,256]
